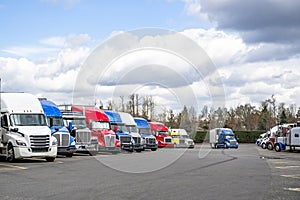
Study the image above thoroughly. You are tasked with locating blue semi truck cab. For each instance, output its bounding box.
[39,99,76,157]
[134,117,158,151]
[209,128,238,149]
[104,110,134,152]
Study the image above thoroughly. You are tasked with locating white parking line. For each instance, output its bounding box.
[283,188,300,192]
[0,163,27,170]
[275,166,300,169]
[281,174,300,179]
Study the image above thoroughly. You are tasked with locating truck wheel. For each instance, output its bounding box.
[224,144,227,149]
[7,144,16,162]
[136,149,142,153]
[66,153,73,158]
[151,148,157,151]
[274,144,281,152]
[46,157,55,162]
[262,143,267,149]
[89,151,97,156]
[267,143,273,150]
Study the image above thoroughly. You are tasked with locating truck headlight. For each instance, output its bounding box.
[16,140,27,146]
[52,138,58,146]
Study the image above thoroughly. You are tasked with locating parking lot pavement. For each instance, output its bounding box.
[256,146,300,200]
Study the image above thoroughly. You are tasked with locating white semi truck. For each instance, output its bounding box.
[0,93,57,162]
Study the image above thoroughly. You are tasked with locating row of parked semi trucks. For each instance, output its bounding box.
[256,122,300,152]
[0,93,195,162]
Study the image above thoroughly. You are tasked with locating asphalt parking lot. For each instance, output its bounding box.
[0,144,299,200]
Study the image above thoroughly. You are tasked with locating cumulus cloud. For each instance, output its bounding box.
[183,0,300,62]
[0,34,90,104]
[1,28,300,112]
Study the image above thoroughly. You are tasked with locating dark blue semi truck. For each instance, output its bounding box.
[40,99,76,157]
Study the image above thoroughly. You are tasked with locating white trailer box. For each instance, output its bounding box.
[209,128,219,145]
[0,93,57,162]
[286,127,300,147]
[118,112,143,152]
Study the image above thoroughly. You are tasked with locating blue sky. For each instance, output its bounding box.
[1,0,300,115]
[0,0,204,52]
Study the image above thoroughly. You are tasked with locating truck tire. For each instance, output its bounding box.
[89,151,97,156]
[274,144,281,152]
[267,143,273,150]
[262,143,267,149]
[151,148,157,151]
[45,157,55,162]
[224,143,227,149]
[66,153,73,158]
[7,144,16,162]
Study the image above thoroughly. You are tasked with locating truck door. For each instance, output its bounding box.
[218,134,225,144]
[291,130,300,146]
[0,114,9,143]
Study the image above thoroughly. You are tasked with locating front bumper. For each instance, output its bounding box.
[14,146,57,159]
[121,143,133,151]
[158,142,174,148]
[133,144,144,150]
[98,146,121,153]
[175,143,194,148]
[76,143,98,152]
[57,146,77,155]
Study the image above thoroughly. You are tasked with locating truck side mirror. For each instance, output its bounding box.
[68,121,73,131]
[49,118,53,127]
[10,127,19,132]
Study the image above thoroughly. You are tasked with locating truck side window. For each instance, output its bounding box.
[1,115,8,128]
[295,134,299,138]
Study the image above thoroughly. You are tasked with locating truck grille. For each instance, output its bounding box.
[133,137,141,144]
[164,138,172,143]
[104,135,116,147]
[179,139,185,144]
[120,136,131,144]
[30,135,50,152]
[53,133,70,147]
[76,130,91,144]
[146,138,156,144]
[230,141,236,145]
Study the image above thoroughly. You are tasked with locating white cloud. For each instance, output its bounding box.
[1,29,300,113]
[0,34,91,105]
[2,46,58,58]
[39,36,66,47]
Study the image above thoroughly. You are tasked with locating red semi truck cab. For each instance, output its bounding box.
[148,122,174,148]
[72,106,120,153]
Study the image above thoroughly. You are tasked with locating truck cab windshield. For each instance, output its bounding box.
[47,117,64,127]
[225,135,235,139]
[10,114,47,126]
[126,125,138,133]
[139,128,151,134]
[157,131,169,135]
[91,121,110,130]
[63,118,88,129]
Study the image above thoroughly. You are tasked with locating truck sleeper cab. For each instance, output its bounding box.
[134,117,158,151]
[0,93,57,162]
[149,121,174,148]
[274,123,300,152]
[209,128,238,149]
[40,99,76,157]
[60,111,98,155]
[72,106,120,154]
[104,110,134,152]
[170,129,194,148]
[119,112,143,152]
